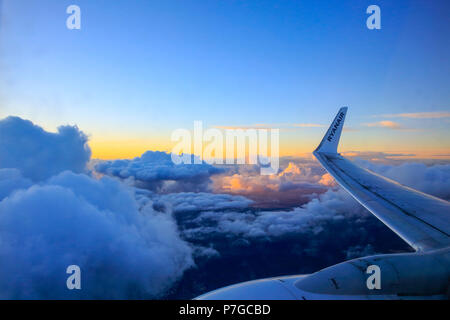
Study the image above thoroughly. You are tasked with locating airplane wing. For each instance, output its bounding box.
[313,107,450,252]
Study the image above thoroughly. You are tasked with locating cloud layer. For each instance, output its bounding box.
[381,112,450,119]
[365,120,402,129]
[153,192,253,214]
[1,116,449,299]
[182,189,367,240]
[356,160,450,200]
[212,160,328,208]
[95,151,225,192]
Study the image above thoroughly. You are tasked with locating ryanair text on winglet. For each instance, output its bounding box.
[327,111,345,143]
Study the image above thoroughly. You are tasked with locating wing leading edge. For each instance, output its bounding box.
[313,108,450,252]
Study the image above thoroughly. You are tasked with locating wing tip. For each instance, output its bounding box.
[314,107,348,154]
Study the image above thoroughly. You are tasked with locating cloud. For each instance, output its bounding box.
[0,117,194,299]
[0,117,91,182]
[318,173,336,187]
[0,171,193,299]
[345,244,377,260]
[212,160,328,208]
[380,112,450,119]
[182,188,368,240]
[181,158,450,243]
[356,160,450,200]
[153,192,253,214]
[171,182,413,298]
[341,151,416,161]
[365,120,402,129]
[278,162,302,176]
[192,245,221,260]
[95,151,225,192]
[0,168,32,201]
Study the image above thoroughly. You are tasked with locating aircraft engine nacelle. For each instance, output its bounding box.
[294,247,450,298]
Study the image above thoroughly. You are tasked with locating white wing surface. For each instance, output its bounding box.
[313,107,450,251]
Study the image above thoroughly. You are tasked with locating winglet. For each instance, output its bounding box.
[314,107,348,154]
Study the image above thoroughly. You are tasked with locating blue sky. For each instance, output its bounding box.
[0,0,449,158]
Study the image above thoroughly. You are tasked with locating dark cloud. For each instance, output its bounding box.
[168,188,411,298]
[180,189,367,240]
[345,244,377,260]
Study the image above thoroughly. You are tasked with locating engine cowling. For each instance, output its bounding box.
[294,247,450,297]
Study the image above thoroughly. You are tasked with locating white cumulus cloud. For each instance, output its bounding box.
[0,117,91,182]
[0,172,194,299]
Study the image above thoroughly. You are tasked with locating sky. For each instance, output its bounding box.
[0,0,449,159]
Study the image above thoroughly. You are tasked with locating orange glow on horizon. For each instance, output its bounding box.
[88,133,450,161]
[89,138,171,160]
